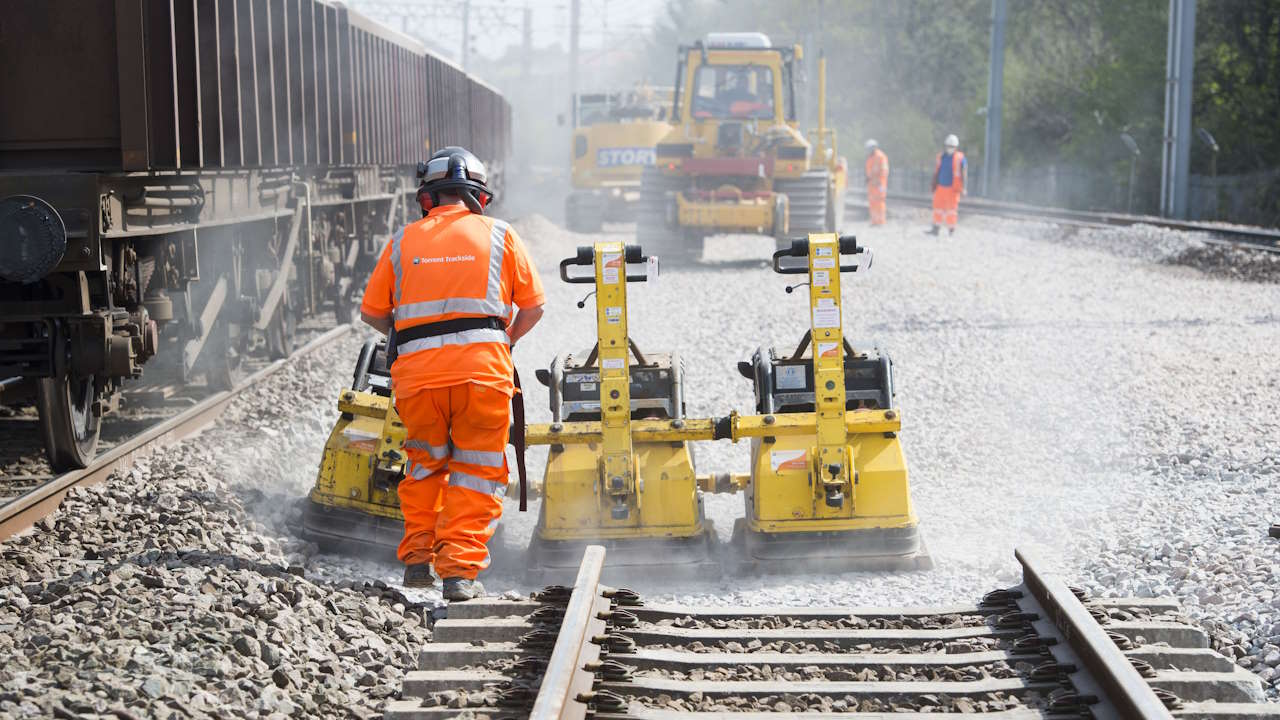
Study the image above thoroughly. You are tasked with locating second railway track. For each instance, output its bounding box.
[389,546,1279,720]
[0,323,352,544]
[846,191,1280,252]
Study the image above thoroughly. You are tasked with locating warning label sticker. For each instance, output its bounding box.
[815,246,833,256]
[605,306,622,324]
[817,341,840,358]
[812,269,830,287]
[813,257,836,269]
[601,358,625,370]
[602,253,623,284]
[812,298,840,328]
[770,449,808,472]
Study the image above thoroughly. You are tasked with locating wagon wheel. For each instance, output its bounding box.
[36,373,100,471]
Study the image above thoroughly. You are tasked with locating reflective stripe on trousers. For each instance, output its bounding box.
[449,470,508,497]
[451,447,505,468]
[405,439,450,459]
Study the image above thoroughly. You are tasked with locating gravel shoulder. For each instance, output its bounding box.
[0,335,436,719]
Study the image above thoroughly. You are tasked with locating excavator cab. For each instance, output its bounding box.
[639,33,846,259]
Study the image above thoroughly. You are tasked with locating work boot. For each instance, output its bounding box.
[402,563,435,589]
[443,577,485,601]
[925,225,940,236]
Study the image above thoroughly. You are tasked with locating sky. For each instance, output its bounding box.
[344,0,668,69]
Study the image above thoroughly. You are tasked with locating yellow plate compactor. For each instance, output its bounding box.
[298,340,409,553]
[730,234,931,571]
[525,241,718,579]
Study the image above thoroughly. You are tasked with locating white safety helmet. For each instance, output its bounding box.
[944,134,959,149]
[864,139,878,150]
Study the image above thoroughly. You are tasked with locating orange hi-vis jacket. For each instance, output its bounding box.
[360,205,545,398]
[934,150,966,194]
[865,148,889,189]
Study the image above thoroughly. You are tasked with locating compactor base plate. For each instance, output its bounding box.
[296,498,403,559]
[729,518,933,573]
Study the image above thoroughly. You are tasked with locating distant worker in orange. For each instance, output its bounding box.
[928,134,967,236]
[360,146,545,601]
[864,139,889,225]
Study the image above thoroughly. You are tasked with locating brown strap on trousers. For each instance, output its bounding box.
[511,369,528,511]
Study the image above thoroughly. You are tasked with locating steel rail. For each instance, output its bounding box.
[1015,548,1175,720]
[529,545,607,720]
[0,324,352,543]
[847,191,1280,251]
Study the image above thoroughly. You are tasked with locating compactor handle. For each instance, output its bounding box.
[559,245,596,284]
[771,235,869,275]
[559,244,655,284]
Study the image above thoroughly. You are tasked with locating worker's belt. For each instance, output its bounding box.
[393,316,506,349]
[387,315,529,512]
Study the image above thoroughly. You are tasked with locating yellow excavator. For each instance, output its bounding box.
[564,87,674,233]
[639,33,847,258]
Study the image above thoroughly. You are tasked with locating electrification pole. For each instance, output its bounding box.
[1160,0,1196,218]
[460,0,471,70]
[981,0,1006,198]
[569,0,580,120]
[520,5,532,174]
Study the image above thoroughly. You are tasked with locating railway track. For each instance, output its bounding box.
[0,324,352,544]
[847,191,1280,252]
[390,546,1278,719]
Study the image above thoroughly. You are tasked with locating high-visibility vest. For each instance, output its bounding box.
[367,204,541,397]
[934,150,965,192]
[865,148,889,184]
[388,209,513,347]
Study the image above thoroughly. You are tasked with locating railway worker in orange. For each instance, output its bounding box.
[359,146,545,601]
[864,139,889,225]
[928,134,967,236]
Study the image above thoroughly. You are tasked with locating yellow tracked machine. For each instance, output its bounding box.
[525,241,718,580]
[639,33,847,259]
[564,87,674,233]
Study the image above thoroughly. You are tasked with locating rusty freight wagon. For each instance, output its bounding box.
[0,0,511,469]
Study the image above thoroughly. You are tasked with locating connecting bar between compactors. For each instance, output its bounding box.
[525,408,902,446]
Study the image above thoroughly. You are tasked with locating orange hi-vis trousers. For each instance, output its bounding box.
[932,185,961,229]
[867,183,888,225]
[394,382,510,580]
